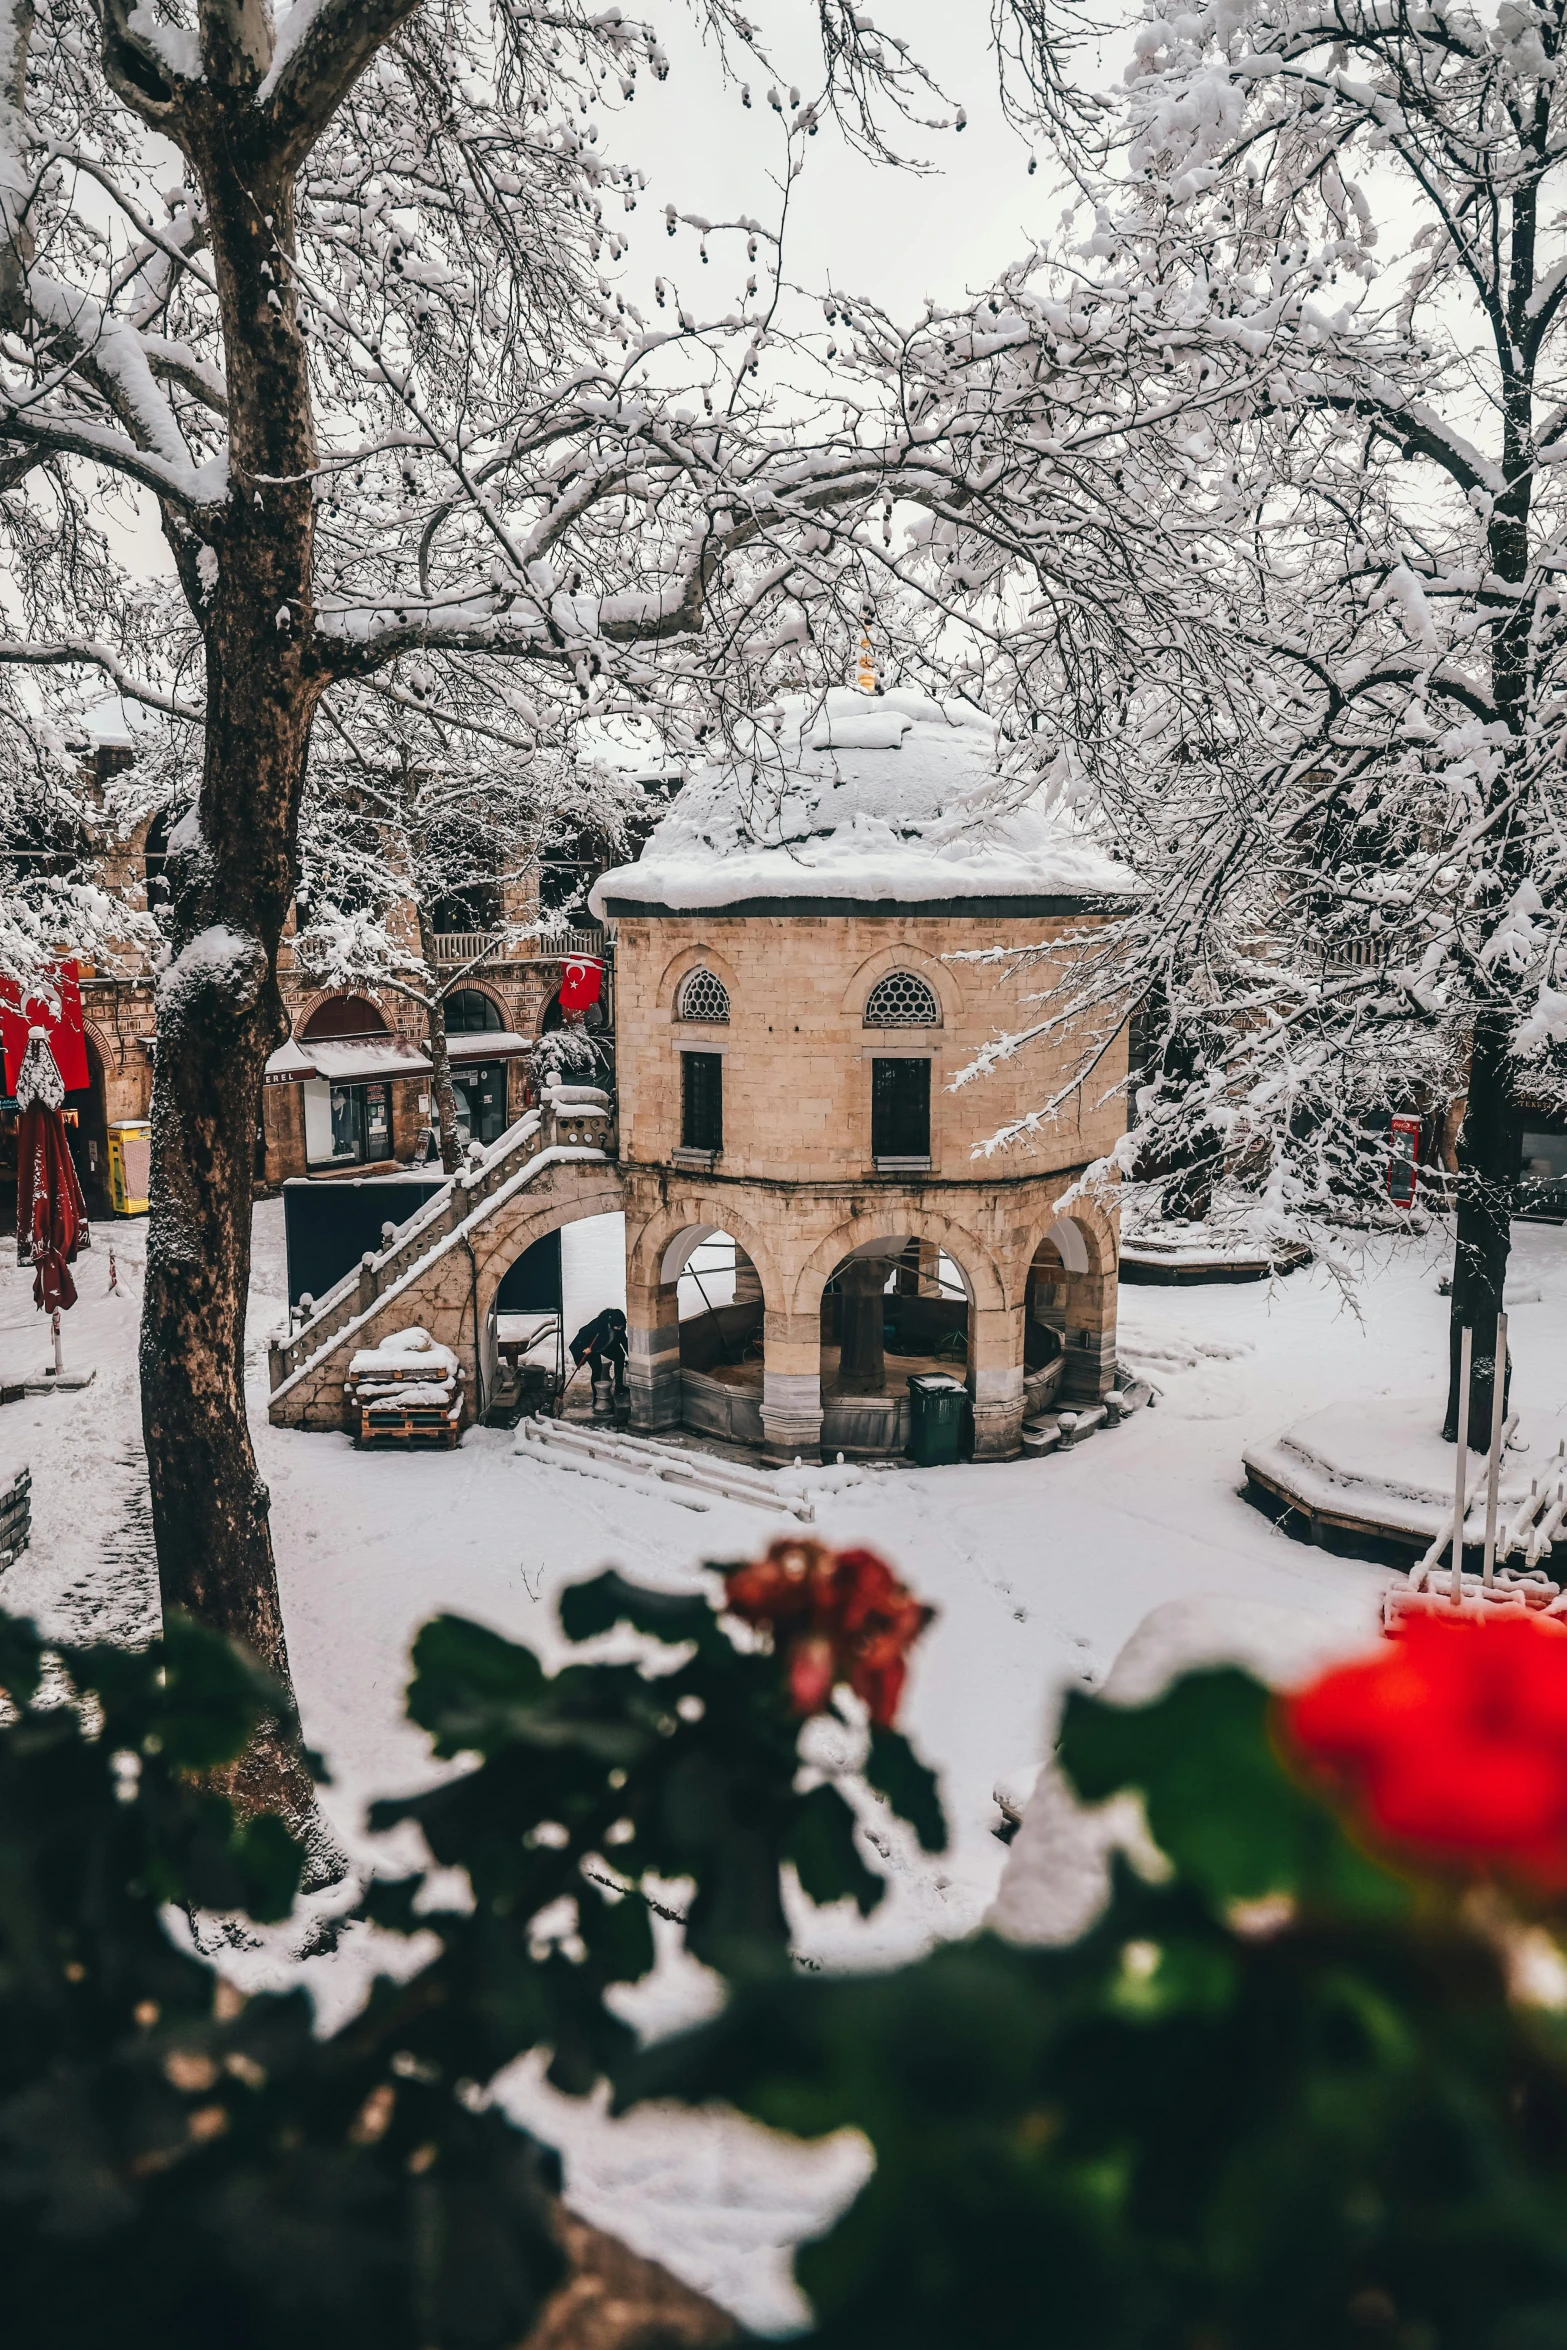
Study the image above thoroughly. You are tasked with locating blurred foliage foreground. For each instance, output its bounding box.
[5,1547,1567,2350]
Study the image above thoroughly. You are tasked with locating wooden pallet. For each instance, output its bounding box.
[0,1464,32,1567]
[357,1399,460,1449]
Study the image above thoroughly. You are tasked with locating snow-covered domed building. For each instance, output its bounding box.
[590,688,1137,1463]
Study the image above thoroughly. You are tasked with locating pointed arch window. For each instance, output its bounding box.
[678,967,731,1024]
[864,969,940,1028]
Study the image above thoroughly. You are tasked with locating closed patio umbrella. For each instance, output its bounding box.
[15,1027,90,1377]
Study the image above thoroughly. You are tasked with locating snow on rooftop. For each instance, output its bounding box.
[589,688,1138,916]
[79,694,142,749]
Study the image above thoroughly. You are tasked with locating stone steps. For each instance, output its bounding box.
[267,1087,614,1401]
[1021,1382,1151,1459]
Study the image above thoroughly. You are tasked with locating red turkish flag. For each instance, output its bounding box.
[1,962,88,1096]
[558,955,603,1012]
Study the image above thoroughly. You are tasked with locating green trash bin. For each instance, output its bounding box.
[907,1372,970,1467]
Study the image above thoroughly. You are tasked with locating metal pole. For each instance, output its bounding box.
[51,1308,62,1378]
[1451,1323,1472,1605]
[1482,1310,1508,1588]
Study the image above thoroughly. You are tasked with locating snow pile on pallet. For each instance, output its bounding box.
[347,1326,458,1381]
[515,1416,826,1519]
[347,1327,463,1446]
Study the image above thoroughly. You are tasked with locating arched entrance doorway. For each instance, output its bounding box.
[818,1235,973,1457]
[670,1227,764,1444]
[488,1208,630,1423]
[299,994,393,1168]
[1025,1214,1116,1405]
[624,1218,768,1445]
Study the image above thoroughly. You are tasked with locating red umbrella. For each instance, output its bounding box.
[15,1029,89,1341]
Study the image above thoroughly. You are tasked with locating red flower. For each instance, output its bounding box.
[723,1540,933,1728]
[1281,1613,1567,1889]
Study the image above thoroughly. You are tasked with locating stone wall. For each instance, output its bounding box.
[610,909,1126,1184]
[609,907,1126,1460]
[618,1164,1120,1465]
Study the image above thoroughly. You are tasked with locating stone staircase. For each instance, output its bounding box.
[267,1086,621,1433]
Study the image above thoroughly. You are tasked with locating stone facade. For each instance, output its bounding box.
[48,737,599,1194]
[606,904,1125,1464]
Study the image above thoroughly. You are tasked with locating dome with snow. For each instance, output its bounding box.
[590,688,1138,915]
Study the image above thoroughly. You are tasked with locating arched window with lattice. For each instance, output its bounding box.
[863,969,940,1028]
[678,966,731,1024]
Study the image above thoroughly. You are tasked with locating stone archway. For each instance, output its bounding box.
[623,1195,780,1443]
[462,1164,629,1418]
[789,1208,1020,1460]
[1022,1200,1118,1405]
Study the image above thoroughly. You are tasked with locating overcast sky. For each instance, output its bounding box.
[606,0,1092,325]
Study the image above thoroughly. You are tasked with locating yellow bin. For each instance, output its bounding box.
[107,1120,152,1215]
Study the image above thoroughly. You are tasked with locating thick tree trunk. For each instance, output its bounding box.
[1443,1013,1515,1447]
[140,148,331,1853]
[416,913,465,1174]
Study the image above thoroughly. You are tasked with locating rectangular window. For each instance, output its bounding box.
[1520,1128,1567,1220]
[452,1061,508,1147]
[681,1051,723,1153]
[872,1056,930,1162]
[304,1077,365,1167]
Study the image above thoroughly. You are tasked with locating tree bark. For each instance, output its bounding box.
[416,910,465,1173]
[138,134,330,1849]
[1443,1013,1514,1447]
[1441,170,1534,1447]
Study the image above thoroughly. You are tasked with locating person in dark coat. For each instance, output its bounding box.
[570,1307,628,1386]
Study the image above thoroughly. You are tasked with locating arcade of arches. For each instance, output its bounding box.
[618,1175,1117,1463]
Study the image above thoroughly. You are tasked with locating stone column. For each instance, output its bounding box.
[969,1303,1025,1459]
[1059,1268,1117,1403]
[836,1257,886,1393]
[761,1309,823,1464]
[626,1276,682,1431]
[732,1247,763,1307]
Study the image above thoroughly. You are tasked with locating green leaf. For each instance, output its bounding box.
[149,1612,287,1769]
[786,1782,885,1917]
[558,1569,717,1650]
[405,1613,548,1752]
[0,1612,44,1705]
[228,1811,307,1922]
[578,1873,657,1983]
[1058,1668,1409,1918]
[865,1724,947,1853]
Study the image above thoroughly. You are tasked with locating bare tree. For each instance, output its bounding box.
[295,694,641,1171]
[921,3,1567,1446]
[0,0,1254,1824]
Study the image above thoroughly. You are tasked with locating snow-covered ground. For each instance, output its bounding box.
[2,1205,1565,2330]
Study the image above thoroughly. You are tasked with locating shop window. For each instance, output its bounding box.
[303,1078,391,1167]
[864,969,940,1028]
[678,967,731,1024]
[451,1062,508,1148]
[872,1058,930,1162]
[681,1052,723,1153]
[1520,1128,1567,1220]
[445,989,504,1034]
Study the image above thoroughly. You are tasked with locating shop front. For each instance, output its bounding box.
[262,992,533,1182]
[443,989,531,1150]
